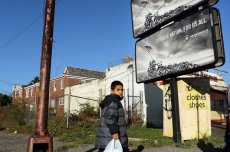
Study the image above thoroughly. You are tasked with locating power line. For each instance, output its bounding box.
[0,15,43,52]
[0,79,13,85]
[0,0,62,52]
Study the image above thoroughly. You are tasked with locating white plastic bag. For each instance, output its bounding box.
[104,139,123,152]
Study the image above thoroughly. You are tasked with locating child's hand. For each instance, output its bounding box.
[112,133,119,139]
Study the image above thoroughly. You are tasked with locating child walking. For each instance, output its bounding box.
[95,81,129,152]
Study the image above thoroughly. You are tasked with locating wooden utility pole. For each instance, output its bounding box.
[27,0,55,151]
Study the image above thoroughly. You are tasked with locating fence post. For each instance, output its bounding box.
[99,89,102,117]
[127,89,131,125]
[140,91,143,119]
[124,89,126,113]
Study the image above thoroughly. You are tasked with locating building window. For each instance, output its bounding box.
[59,97,64,105]
[50,99,56,113]
[26,90,29,98]
[211,100,225,111]
[54,81,56,92]
[61,79,64,89]
[19,90,22,97]
[50,99,56,108]
[31,89,33,97]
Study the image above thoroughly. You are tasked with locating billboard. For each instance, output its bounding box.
[135,7,218,83]
[131,0,208,38]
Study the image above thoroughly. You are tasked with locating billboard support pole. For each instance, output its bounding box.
[170,77,181,143]
[27,0,55,151]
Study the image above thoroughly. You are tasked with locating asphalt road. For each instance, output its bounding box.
[0,125,226,152]
[211,123,226,138]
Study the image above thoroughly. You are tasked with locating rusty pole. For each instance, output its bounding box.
[27,0,55,151]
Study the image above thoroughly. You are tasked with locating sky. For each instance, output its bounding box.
[0,0,229,95]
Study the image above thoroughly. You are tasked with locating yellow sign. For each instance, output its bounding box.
[185,85,208,110]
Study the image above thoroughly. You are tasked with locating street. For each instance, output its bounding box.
[211,123,226,138]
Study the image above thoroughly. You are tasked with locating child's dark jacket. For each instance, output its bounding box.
[95,94,128,149]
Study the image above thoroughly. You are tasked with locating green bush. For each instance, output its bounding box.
[48,116,66,136]
[78,103,99,118]
[7,103,28,125]
[2,103,34,134]
[69,103,99,127]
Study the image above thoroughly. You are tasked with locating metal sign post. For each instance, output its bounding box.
[27,0,55,151]
[170,77,181,143]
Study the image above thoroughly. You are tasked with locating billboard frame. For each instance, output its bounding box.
[213,7,225,67]
[135,5,220,84]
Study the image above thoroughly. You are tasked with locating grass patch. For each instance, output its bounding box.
[129,138,174,148]
[59,122,97,144]
[127,126,163,139]
[127,126,174,148]
[175,140,198,149]
[127,126,225,149]
[198,136,225,148]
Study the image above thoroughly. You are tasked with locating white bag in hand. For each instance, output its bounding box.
[104,139,123,152]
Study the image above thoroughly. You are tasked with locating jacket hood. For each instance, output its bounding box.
[99,94,123,108]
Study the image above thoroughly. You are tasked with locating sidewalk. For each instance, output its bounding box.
[65,145,221,152]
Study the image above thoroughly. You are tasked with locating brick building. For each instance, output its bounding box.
[12,66,105,116]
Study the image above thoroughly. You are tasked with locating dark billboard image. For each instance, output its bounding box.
[135,7,218,83]
[131,0,207,38]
